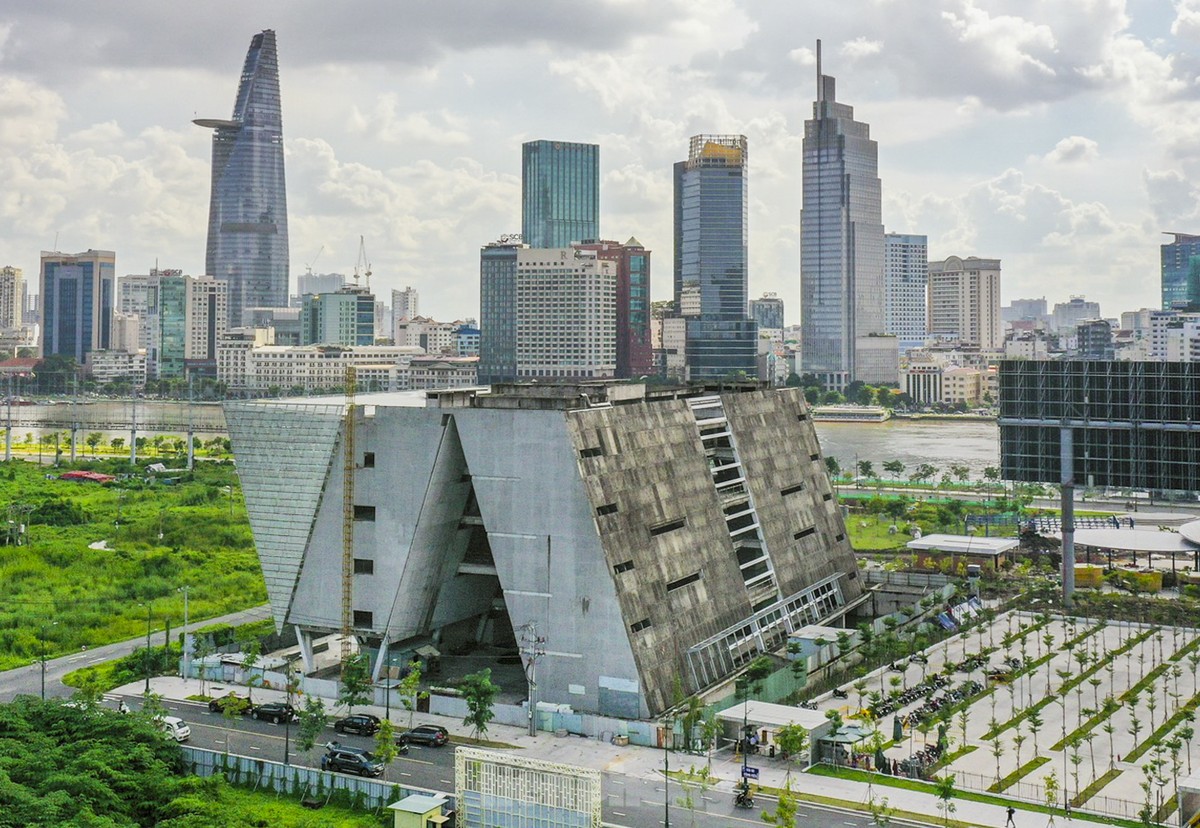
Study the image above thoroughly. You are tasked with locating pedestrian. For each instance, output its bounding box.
[118,699,129,714]
[1006,805,1016,827]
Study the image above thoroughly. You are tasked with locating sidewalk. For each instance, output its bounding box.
[111,674,1099,828]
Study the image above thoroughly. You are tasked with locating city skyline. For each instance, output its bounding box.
[1,3,1197,322]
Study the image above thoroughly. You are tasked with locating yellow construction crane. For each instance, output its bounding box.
[341,365,356,664]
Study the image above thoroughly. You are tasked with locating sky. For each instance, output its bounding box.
[3,0,1200,323]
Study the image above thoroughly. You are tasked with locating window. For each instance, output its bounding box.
[666,572,701,592]
[353,558,374,575]
[353,505,376,521]
[794,526,817,540]
[614,560,635,574]
[835,533,845,542]
[796,413,807,421]
[630,618,652,633]
[580,445,604,459]
[780,483,804,497]
[822,493,832,502]
[809,453,820,461]
[649,518,686,537]
[353,610,373,627]
[596,503,618,516]
[362,452,375,468]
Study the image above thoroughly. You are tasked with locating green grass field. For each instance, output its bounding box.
[0,458,263,671]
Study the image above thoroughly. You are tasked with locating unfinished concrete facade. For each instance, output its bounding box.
[225,383,861,719]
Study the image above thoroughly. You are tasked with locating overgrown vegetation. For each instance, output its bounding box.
[0,458,262,671]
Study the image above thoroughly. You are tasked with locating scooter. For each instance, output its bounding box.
[734,787,755,809]
[832,688,849,699]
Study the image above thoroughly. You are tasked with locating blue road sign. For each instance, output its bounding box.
[742,766,759,779]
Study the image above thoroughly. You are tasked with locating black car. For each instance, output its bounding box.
[398,724,450,747]
[321,744,384,777]
[208,693,251,715]
[251,702,299,723]
[333,713,381,735]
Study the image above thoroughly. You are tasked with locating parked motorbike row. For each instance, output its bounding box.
[898,680,984,728]
[898,742,944,777]
[866,673,951,719]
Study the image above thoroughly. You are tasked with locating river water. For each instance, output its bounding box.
[813,418,1000,479]
[4,400,1001,476]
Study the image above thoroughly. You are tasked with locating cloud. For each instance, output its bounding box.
[1172,0,1200,40]
[1043,135,1099,164]
[840,38,882,59]
[1143,168,1200,227]
[348,98,471,146]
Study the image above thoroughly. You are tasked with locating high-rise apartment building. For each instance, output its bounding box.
[295,272,345,302]
[927,256,1003,349]
[521,141,599,249]
[195,29,289,325]
[514,247,615,379]
[391,286,419,323]
[673,135,758,381]
[0,266,24,332]
[575,239,653,379]
[1002,297,1048,323]
[300,287,376,347]
[1050,296,1101,334]
[478,239,523,384]
[884,233,928,351]
[40,249,116,361]
[800,42,894,389]
[1161,232,1200,310]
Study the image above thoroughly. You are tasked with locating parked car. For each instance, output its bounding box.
[398,724,450,747]
[251,702,298,724]
[207,693,251,715]
[321,744,384,777]
[157,715,191,742]
[333,713,381,736]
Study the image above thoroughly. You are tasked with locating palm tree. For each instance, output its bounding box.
[1102,718,1117,769]
[1027,709,1044,754]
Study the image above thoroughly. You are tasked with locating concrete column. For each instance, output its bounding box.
[186,430,195,470]
[296,626,315,675]
[1060,426,1075,607]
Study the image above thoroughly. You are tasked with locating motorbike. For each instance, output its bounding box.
[734,788,755,809]
[831,688,849,699]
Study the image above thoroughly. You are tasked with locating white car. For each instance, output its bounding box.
[157,715,191,742]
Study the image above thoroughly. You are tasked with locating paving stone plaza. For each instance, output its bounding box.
[812,610,1200,821]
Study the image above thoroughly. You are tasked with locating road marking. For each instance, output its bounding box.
[248,746,259,752]
[612,812,626,817]
[440,779,452,785]
[400,771,412,777]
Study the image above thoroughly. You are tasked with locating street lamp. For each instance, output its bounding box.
[40,621,57,700]
[140,602,153,696]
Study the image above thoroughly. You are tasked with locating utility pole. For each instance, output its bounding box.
[519,621,546,737]
[130,393,138,465]
[5,374,12,462]
[40,622,56,700]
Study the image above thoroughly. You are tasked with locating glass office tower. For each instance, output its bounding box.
[1161,232,1200,310]
[39,249,115,362]
[800,42,889,389]
[195,29,289,326]
[673,135,757,381]
[479,239,523,383]
[521,141,599,248]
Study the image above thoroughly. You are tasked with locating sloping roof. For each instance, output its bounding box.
[906,534,1018,556]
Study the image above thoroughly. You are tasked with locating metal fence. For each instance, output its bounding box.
[179,745,453,812]
[863,570,953,589]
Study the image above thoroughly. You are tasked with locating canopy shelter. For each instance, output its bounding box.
[1062,527,1200,570]
[907,534,1019,571]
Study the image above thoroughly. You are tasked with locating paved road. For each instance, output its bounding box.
[0,604,271,704]
[106,692,886,828]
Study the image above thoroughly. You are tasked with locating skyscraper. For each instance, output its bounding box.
[800,41,895,389]
[391,286,419,322]
[0,266,24,332]
[884,233,928,352]
[39,250,116,362]
[1160,232,1200,310]
[673,134,758,381]
[521,140,599,248]
[478,238,523,383]
[195,29,289,326]
[300,287,376,346]
[750,293,785,330]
